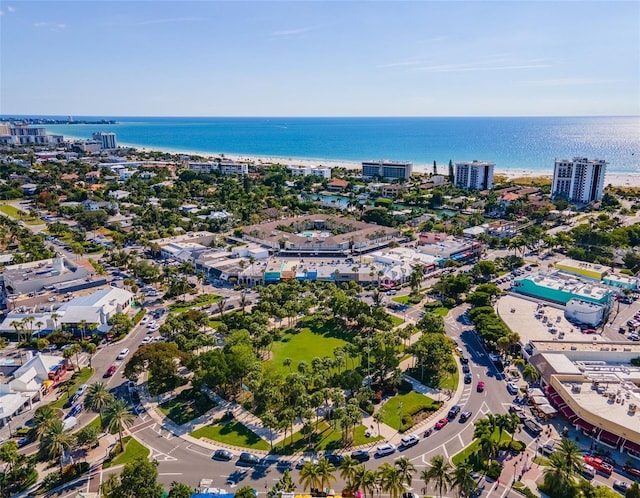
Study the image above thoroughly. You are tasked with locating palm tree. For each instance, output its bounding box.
[421,455,452,498]
[316,457,336,491]
[85,382,115,428]
[542,452,574,496]
[555,437,583,477]
[40,418,74,470]
[394,456,416,487]
[477,434,499,465]
[339,456,359,489]
[32,405,56,440]
[104,399,135,451]
[522,364,540,384]
[450,464,477,498]
[378,462,406,498]
[299,461,321,491]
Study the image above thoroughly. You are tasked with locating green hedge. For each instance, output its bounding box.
[39,462,89,493]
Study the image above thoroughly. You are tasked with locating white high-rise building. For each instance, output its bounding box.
[454,160,495,190]
[92,132,117,150]
[362,160,413,180]
[551,157,607,203]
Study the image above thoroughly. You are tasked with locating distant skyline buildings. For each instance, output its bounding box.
[551,157,607,203]
[454,160,495,190]
[1,1,638,117]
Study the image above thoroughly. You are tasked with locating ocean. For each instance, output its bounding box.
[34,116,640,174]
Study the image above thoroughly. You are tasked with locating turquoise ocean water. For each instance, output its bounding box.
[31,116,640,174]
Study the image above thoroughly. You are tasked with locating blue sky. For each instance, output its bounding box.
[1,1,639,117]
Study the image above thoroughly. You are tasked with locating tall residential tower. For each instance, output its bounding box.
[551,157,607,203]
[362,160,413,180]
[454,160,495,190]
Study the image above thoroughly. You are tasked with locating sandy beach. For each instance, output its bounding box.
[128,144,640,188]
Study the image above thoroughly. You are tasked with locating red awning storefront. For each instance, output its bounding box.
[560,405,577,421]
[623,440,640,455]
[575,418,600,436]
[549,394,565,407]
[599,430,621,447]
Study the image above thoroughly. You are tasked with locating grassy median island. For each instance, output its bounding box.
[159,388,217,425]
[103,436,150,468]
[49,367,94,410]
[190,414,270,451]
[277,421,383,454]
[378,391,441,431]
[168,293,222,314]
[268,317,357,374]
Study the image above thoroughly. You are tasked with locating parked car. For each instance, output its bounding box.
[459,410,472,423]
[351,449,370,462]
[212,449,234,461]
[435,418,449,429]
[613,480,630,492]
[67,403,83,418]
[276,460,294,470]
[325,454,344,465]
[375,443,397,457]
[506,382,520,395]
[464,373,473,384]
[104,365,117,377]
[462,364,470,374]
[477,381,485,392]
[400,434,419,449]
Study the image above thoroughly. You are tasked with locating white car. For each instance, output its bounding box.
[375,443,397,457]
[116,348,130,360]
[140,337,152,346]
[141,317,149,324]
[148,324,160,332]
[147,320,157,328]
[400,434,419,448]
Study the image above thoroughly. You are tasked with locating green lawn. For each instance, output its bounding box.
[49,368,95,410]
[0,204,43,225]
[390,315,405,327]
[268,320,355,375]
[159,389,217,425]
[378,391,441,430]
[451,430,514,466]
[431,307,449,317]
[191,417,270,451]
[392,295,411,305]
[103,436,150,468]
[169,294,222,314]
[209,320,222,330]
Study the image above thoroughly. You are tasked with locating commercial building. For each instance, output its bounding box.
[0,257,89,296]
[362,160,413,180]
[454,160,495,190]
[241,215,400,255]
[512,272,613,307]
[555,258,609,280]
[603,274,639,291]
[551,157,607,203]
[287,164,332,179]
[527,342,640,456]
[0,123,63,145]
[417,232,484,263]
[92,131,117,149]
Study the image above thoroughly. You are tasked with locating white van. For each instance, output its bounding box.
[62,416,77,431]
[117,348,130,360]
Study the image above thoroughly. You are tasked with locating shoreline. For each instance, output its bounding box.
[64,134,640,187]
[138,146,640,188]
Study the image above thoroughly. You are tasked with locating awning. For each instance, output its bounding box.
[599,430,621,447]
[575,418,600,436]
[537,404,558,416]
[560,405,577,421]
[550,394,565,407]
[528,388,545,398]
[623,440,640,454]
[531,396,549,406]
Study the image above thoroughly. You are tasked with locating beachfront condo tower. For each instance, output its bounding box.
[551,157,607,203]
[454,160,495,190]
[92,132,117,150]
[362,160,413,180]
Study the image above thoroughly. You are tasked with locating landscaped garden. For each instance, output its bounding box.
[276,421,382,454]
[190,414,270,451]
[159,388,217,425]
[378,390,442,431]
[103,436,150,468]
[49,367,94,410]
[168,293,222,313]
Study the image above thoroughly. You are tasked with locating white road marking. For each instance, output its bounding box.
[159,473,183,476]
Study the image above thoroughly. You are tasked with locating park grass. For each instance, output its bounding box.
[451,429,514,466]
[392,295,411,305]
[378,391,440,430]
[103,436,150,468]
[158,389,217,425]
[48,367,95,410]
[390,315,404,327]
[277,421,382,454]
[191,417,270,451]
[209,320,222,330]
[168,294,222,314]
[431,307,449,317]
[0,203,43,225]
[268,319,355,375]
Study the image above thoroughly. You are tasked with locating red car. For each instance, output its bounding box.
[582,328,597,334]
[104,365,117,378]
[435,418,448,430]
[477,381,485,392]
